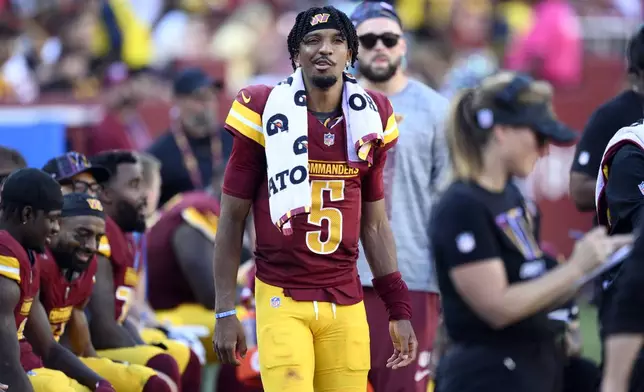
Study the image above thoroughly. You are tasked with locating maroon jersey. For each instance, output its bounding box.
[98,216,139,324]
[147,191,220,310]
[223,84,399,305]
[0,231,44,371]
[39,248,97,341]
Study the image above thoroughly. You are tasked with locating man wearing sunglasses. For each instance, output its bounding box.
[351,2,450,392]
[42,152,111,197]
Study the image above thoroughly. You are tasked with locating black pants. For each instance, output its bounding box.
[563,356,600,392]
[436,341,559,392]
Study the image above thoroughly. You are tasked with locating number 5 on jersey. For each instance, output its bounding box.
[306,180,345,255]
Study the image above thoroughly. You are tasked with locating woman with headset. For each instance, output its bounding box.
[431,72,632,392]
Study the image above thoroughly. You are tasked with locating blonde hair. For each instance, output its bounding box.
[446,71,554,180]
[135,152,161,186]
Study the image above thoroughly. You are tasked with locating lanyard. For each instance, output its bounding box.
[132,232,146,272]
[171,122,222,189]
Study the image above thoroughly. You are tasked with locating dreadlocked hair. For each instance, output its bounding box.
[287,6,359,71]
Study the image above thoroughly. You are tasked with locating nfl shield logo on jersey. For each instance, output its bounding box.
[639,181,644,195]
[324,133,335,146]
[270,296,281,308]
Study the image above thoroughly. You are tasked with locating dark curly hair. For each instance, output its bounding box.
[287,6,359,71]
[89,150,138,184]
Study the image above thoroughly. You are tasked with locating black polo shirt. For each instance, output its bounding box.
[431,180,553,346]
[147,128,233,206]
[572,90,644,180]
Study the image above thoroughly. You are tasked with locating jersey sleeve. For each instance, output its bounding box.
[361,92,399,202]
[0,244,20,283]
[222,128,267,200]
[605,144,644,228]
[222,85,270,200]
[98,235,111,258]
[431,192,501,268]
[180,207,218,241]
[362,148,388,202]
[571,106,618,177]
[368,89,399,150]
[224,85,271,147]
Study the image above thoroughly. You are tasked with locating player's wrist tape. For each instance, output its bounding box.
[215,309,237,319]
[372,271,412,321]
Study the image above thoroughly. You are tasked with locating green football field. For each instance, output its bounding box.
[580,304,602,362]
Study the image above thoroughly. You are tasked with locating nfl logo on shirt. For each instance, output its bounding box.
[324,133,335,146]
[270,296,281,308]
[639,181,644,195]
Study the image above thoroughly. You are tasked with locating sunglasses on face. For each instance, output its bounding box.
[358,33,401,50]
[62,179,103,195]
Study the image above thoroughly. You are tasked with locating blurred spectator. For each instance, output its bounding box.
[147,67,231,206]
[613,0,642,19]
[86,64,159,155]
[0,5,38,103]
[93,0,153,70]
[496,0,535,39]
[505,0,582,88]
[150,1,192,68]
[37,6,101,97]
[209,1,286,93]
[439,0,499,99]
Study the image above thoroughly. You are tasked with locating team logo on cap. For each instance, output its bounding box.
[311,13,330,26]
[87,198,103,211]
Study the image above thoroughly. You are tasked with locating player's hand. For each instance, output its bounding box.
[0,382,7,390]
[569,227,633,274]
[213,315,247,366]
[386,319,417,369]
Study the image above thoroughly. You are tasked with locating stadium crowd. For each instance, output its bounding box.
[0,0,643,392]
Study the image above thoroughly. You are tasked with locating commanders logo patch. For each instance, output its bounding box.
[310,13,330,26]
[87,198,103,211]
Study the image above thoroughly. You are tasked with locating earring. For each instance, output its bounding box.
[22,221,26,225]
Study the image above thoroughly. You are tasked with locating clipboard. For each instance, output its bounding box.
[577,244,633,286]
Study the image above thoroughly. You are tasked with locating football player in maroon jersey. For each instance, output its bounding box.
[88,150,202,392]
[213,5,416,392]
[0,168,115,392]
[40,192,176,392]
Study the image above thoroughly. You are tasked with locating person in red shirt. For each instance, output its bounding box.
[213,6,416,392]
[0,168,115,392]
